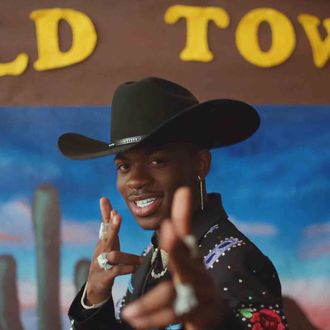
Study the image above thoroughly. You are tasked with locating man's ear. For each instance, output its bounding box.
[195,149,211,179]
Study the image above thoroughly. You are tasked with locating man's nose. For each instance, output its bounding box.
[126,164,152,190]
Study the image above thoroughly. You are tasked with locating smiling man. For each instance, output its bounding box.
[115,142,208,230]
[58,77,288,330]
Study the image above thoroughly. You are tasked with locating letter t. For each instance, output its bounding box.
[164,5,230,62]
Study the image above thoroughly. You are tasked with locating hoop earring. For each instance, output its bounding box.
[197,176,204,211]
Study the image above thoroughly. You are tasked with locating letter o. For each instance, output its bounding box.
[235,8,296,67]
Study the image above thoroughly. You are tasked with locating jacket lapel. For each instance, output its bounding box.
[124,247,154,303]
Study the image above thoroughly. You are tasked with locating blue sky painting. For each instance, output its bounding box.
[0,105,329,329]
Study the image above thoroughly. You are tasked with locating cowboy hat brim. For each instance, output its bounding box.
[58,99,260,160]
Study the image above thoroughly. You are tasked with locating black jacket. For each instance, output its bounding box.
[69,194,288,330]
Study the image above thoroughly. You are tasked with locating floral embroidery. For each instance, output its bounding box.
[238,307,285,330]
[239,307,254,318]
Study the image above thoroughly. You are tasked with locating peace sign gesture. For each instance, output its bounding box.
[85,197,143,306]
[122,187,224,330]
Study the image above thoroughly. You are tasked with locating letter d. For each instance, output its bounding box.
[30,8,97,71]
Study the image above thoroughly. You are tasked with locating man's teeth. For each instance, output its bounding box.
[135,198,156,208]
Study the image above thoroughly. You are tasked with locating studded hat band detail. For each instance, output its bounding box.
[108,135,146,148]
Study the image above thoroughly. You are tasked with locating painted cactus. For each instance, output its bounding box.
[0,255,23,330]
[32,184,61,330]
[74,259,90,292]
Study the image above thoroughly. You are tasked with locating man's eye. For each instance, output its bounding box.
[116,163,129,172]
[150,159,166,166]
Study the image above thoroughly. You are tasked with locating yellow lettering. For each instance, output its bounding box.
[0,53,28,77]
[30,8,97,71]
[165,5,229,62]
[235,8,296,67]
[298,14,330,68]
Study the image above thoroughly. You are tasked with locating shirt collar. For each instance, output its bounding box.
[152,193,227,247]
[191,193,228,242]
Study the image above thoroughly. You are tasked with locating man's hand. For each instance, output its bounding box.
[122,187,224,330]
[86,197,143,305]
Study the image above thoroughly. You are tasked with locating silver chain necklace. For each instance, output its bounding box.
[150,247,168,279]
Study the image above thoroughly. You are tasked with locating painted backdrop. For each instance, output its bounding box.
[0,1,329,329]
[0,105,329,329]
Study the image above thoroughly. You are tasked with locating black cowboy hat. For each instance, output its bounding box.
[58,77,260,160]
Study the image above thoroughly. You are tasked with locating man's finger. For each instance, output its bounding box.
[122,281,175,321]
[124,306,176,330]
[107,251,144,266]
[100,197,112,223]
[91,264,139,290]
[160,219,178,255]
[107,264,140,278]
[105,212,121,250]
[171,187,192,237]
[160,220,204,283]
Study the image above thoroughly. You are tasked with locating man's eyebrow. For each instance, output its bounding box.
[146,145,170,155]
[114,153,126,161]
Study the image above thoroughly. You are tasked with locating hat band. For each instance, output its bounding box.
[108,135,146,148]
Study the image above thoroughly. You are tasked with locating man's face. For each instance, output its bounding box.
[115,142,199,230]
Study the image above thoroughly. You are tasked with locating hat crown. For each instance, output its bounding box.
[110,77,198,141]
[58,76,260,160]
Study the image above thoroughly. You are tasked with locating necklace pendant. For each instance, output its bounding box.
[151,267,167,279]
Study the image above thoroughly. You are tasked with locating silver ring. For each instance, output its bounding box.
[99,223,109,240]
[173,283,198,316]
[97,252,112,271]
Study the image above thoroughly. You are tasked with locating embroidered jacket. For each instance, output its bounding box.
[68,194,288,330]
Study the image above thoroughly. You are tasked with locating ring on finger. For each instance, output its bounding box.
[99,223,110,241]
[97,252,112,271]
[173,282,198,316]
